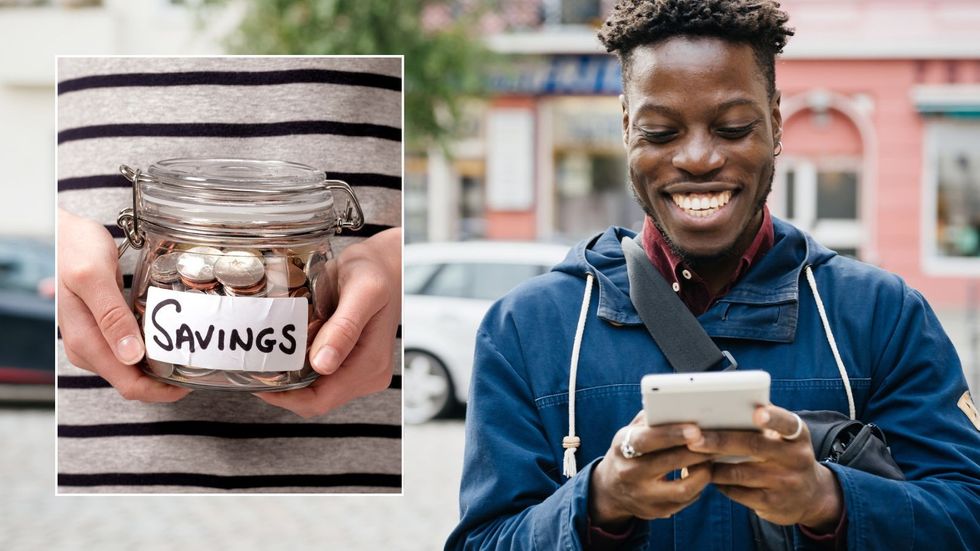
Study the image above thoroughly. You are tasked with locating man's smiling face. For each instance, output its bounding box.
[622,36,782,264]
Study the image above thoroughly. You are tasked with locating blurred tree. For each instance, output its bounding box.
[224,0,492,151]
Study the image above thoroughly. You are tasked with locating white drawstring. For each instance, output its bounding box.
[805,265,856,420]
[563,272,594,478]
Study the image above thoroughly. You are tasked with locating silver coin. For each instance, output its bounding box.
[176,246,222,283]
[174,365,216,378]
[145,359,175,378]
[214,251,265,289]
[150,252,182,284]
[224,371,259,387]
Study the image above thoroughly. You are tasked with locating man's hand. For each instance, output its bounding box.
[57,208,190,402]
[589,411,713,530]
[689,405,844,531]
[256,228,402,418]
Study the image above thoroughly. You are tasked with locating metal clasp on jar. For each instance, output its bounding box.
[324,180,365,234]
[116,164,153,257]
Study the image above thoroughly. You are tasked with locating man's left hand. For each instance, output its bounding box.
[687,405,844,531]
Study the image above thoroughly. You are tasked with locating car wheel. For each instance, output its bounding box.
[404,350,454,424]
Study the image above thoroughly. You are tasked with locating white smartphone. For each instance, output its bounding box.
[641,370,771,430]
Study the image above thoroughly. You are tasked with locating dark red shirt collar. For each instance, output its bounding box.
[640,206,774,316]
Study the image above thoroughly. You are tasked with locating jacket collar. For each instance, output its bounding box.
[558,217,836,343]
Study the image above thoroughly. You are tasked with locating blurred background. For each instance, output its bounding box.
[2,0,979,549]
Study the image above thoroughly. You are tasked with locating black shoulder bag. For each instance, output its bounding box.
[621,236,903,550]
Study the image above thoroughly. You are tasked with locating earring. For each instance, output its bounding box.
[774,141,783,157]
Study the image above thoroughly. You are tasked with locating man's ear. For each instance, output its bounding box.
[620,93,630,150]
[771,90,783,146]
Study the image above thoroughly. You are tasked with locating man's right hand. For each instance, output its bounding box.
[589,411,712,529]
[57,208,189,402]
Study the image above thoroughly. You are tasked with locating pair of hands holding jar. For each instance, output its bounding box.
[57,208,401,418]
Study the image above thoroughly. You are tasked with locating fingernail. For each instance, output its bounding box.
[683,426,701,440]
[116,336,144,365]
[758,409,771,424]
[312,345,340,374]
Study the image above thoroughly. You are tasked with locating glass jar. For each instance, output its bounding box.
[116,158,364,392]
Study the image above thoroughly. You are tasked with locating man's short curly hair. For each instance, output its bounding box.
[598,0,794,99]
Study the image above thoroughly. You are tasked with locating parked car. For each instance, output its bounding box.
[403,241,569,423]
[0,237,55,398]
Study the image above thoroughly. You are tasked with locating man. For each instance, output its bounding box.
[447,1,980,549]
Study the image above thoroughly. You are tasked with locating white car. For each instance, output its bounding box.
[403,241,570,423]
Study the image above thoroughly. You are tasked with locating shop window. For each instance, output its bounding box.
[924,121,980,274]
[773,158,863,259]
[543,0,601,25]
[555,151,642,239]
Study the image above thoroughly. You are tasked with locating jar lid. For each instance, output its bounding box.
[136,158,345,244]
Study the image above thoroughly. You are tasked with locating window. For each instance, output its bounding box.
[923,121,980,274]
[772,158,863,259]
[404,263,441,295]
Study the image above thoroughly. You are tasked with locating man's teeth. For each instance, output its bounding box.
[671,190,733,217]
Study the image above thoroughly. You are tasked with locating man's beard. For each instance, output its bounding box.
[629,167,774,271]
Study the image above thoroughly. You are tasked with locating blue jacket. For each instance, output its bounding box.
[447,219,980,550]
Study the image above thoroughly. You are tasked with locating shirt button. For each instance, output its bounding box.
[672,281,681,292]
[681,269,692,280]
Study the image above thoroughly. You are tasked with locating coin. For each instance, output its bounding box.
[214,251,265,289]
[287,262,307,289]
[264,257,290,297]
[174,365,216,378]
[176,246,222,284]
[249,371,290,386]
[146,359,175,378]
[150,252,182,285]
[223,276,268,297]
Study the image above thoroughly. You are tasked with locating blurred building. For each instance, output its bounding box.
[409,0,980,308]
[0,0,229,237]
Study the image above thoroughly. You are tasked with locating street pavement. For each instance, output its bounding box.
[0,409,465,550]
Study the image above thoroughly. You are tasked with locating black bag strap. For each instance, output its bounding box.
[621,236,735,372]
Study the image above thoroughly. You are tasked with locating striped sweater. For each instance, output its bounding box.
[56,56,402,493]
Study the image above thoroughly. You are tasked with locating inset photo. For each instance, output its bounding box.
[56,56,402,494]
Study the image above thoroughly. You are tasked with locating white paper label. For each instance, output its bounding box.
[143,286,308,372]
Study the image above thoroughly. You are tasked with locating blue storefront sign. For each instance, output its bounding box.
[488,55,623,96]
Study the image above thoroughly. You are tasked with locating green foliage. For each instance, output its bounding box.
[224,0,492,150]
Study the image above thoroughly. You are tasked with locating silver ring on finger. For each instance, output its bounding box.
[620,426,643,459]
[781,412,805,441]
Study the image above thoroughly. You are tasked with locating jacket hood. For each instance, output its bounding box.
[551,216,838,327]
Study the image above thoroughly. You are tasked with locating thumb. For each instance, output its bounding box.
[70,269,145,365]
[310,272,388,375]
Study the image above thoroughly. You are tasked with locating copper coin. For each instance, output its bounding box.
[150,252,182,285]
[249,371,290,386]
[264,257,290,297]
[182,277,219,291]
[289,286,311,300]
[214,251,265,289]
[308,318,324,341]
[287,262,307,289]
[223,276,267,297]
[176,246,222,284]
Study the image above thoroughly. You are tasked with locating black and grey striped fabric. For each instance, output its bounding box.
[56,57,402,493]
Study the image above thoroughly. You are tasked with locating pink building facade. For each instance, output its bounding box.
[411,0,980,310]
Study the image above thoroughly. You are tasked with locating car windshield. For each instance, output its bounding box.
[414,262,544,301]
